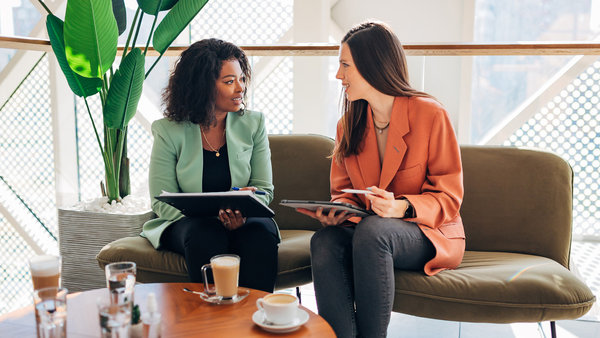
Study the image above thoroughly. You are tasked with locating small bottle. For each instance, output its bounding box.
[142,292,162,338]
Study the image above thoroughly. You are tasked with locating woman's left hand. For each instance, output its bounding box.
[219,209,246,230]
[365,186,409,218]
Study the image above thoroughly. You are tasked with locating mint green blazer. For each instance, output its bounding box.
[142,110,274,249]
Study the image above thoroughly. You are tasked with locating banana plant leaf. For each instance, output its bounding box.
[104,48,145,130]
[137,0,179,15]
[112,0,127,35]
[152,0,209,54]
[46,14,102,97]
[64,0,118,78]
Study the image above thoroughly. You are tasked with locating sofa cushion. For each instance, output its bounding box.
[96,229,316,289]
[393,251,596,322]
[460,146,573,267]
[97,236,188,280]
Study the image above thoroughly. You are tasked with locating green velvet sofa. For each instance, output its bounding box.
[97,135,595,334]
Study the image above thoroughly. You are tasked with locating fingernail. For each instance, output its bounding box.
[235,210,240,214]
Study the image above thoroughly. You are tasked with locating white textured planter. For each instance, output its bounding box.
[58,208,155,292]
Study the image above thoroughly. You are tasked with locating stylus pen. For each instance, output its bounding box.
[232,187,267,195]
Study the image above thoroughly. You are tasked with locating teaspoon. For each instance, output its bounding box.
[182,287,203,295]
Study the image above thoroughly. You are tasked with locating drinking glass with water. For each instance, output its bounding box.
[34,287,68,338]
[105,262,136,304]
[97,298,132,338]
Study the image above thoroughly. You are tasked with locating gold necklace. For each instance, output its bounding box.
[373,116,390,134]
[201,126,226,157]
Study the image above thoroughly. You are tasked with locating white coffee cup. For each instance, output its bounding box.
[256,293,299,325]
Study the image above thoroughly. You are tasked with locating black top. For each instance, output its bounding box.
[202,144,231,192]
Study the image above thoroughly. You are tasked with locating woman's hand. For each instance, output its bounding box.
[365,186,409,218]
[219,209,246,230]
[296,208,355,227]
[219,186,256,230]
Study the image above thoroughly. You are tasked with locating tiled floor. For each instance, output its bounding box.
[287,240,600,337]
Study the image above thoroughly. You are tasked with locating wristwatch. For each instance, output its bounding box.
[401,198,415,218]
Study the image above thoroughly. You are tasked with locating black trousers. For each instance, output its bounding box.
[160,216,280,293]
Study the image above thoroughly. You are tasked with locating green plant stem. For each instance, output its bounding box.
[36,0,52,15]
[144,2,163,56]
[145,53,164,78]
[122,8,141,61]
[99,76,108,107]
[113,128,127,193]
[70,65,104,163]
[83,97,105,159]
[131,12,145,51]
[104,127,119,201]
[86,97,115,201]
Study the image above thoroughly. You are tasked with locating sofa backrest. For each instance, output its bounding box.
[267,136,573,268]
[460,146,573,268]
[268,134,335,231]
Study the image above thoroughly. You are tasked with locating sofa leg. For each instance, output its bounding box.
[550,321,557,338]
[296,286,302,304]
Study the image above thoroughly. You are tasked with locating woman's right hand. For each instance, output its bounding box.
[296,207,355,227]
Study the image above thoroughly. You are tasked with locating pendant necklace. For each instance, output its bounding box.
[201,126,226,157]
[373,115,390,134]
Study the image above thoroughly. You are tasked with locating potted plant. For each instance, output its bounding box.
[37,0,210,291]
[39,0,209,202]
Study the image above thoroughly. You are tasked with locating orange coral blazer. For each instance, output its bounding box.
[331,96,465,275]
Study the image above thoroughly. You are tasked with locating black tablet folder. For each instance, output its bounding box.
[279,200,374,217]
[156,191,275,218]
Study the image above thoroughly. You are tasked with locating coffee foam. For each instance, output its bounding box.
[265,293,296,304]
[29,255,60,276]
[212,256,239,267]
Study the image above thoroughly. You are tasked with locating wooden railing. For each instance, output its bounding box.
[2,36,600,56]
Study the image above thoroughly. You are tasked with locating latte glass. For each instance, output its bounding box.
[29,255,61,291]
[201,254,240,299]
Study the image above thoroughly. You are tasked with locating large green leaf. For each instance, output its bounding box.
[104,48,145,130]
[152,0,209,54]
[64,0,118,78]
[112,0,127,35]
[46,14,102,97]
[137,0,178,15]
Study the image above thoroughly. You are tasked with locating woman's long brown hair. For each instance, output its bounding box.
[332,21,433,164]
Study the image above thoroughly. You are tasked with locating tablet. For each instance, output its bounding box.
[156,190,275,218]
[279,199,373,217]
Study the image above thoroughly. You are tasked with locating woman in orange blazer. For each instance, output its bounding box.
[297,21,465,338]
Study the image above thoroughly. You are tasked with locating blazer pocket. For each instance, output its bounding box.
[395,163,423,180]
[438,223,465,239]
[237,148,252,161]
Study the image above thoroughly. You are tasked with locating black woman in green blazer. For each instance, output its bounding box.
[142,39,279,292]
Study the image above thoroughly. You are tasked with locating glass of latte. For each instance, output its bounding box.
[29,255,61,291]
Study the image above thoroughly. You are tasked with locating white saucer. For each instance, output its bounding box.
[198,287,250,304]
[252,308,309,333]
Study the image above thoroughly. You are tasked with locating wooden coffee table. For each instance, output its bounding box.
[0,283,335,337]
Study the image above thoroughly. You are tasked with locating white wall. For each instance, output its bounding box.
[319,0,475,140]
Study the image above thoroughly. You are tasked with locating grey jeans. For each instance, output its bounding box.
[310,216,435,338]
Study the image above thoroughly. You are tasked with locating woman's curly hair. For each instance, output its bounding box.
[162,38,251,126]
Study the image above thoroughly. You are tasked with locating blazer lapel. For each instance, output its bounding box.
[380,96,409,190]
[354,106,381,190]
